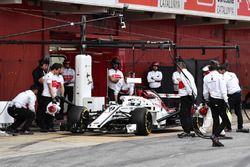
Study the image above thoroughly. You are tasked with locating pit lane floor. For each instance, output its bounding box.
[0,112,250,167]
[0,128,183,160]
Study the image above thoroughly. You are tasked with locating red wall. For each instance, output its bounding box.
[176,25,224,61]
[225,29,250,97]
[0,4,44,100]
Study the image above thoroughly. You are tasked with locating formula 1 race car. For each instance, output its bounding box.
[66,90,180,136]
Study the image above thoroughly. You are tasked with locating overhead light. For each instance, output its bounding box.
[59,47,77,51]
[0,0,21,4]
[49,46,77,52]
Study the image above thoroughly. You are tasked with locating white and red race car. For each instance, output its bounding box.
[67,90,180,136]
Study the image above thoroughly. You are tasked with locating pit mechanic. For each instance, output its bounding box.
[108,57,124,102]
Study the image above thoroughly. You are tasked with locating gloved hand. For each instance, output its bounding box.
[64,82,70,86]
[225,102,230,109]
[55,96,64,100]
[201,102,206,107]
[204,100,209,107]
[52,98,57,104]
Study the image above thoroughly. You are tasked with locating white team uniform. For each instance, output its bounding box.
[117,79,135,96]
[203,70,228,103]
[42,72,63,97]
[147,70,163,89]
[108,68,124,94]
[223,71,241,95]
[10,90,36,112]
[199,69,229,135]
[172,71,181,92]
[63,68,75,87]
[178,69,197,98]
[57,75,64,96]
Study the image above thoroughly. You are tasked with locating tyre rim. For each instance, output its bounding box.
[145,112,152,133]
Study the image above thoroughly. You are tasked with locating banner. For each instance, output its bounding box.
[184,0,215,13]
[116,0,250,20]
[158,0,184,10]
[238,0,250,16]
[119,0,157,6]
[216,0,237,16]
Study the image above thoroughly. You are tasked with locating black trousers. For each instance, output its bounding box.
[59,86,73,117]
[209,97,231,137]
[40,96,54,130]
[179,95,193,133]
[108,87,115,102]
[64,86,73,102]
[7,106,35,131]
[36,91,43,128]
[65,86,73,110]
[228,92,243,129]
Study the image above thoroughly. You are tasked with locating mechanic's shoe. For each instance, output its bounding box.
[6,128,19,136]
[177,132,195,138]
[0,130,11,136]
[236,128,249,133]
[190,132,196,137]
[218,135,233,140]
[211,135,224,147]
[40,129,48,133]
[224,128,232,132]
[177,132,188,138]
[212,142,224,147]
[48,128,57,132]
[20,130,34,135]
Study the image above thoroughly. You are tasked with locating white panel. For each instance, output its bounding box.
[83,97,105,111]
[126,78,142,84]
[75,54,92,106]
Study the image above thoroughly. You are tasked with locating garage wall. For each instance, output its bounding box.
[176,25,224,61]
[225,29,250,97]
[120,20,176,88]
[0,4,44,100]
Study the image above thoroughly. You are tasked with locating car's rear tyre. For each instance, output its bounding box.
[130,108,152,136]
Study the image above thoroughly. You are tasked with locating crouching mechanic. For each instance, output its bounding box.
[6,85,38,135]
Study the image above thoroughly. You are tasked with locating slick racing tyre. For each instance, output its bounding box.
[130,108,152,136]
[67,106,89,133]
